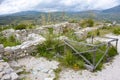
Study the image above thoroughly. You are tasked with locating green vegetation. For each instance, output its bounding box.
[61,49,85,70]
[33,29,117,71]
[29,23,118,71]
[2,57,9,62]
[14,24,35,30]
[87,30,100,37]
[18,68,30,75]
[1,10,120,26]
[0,34,21,47]
[79,19,94,27]
[68,19,78,23]
[113,26,120,35]
[0,24,35,33]
[0,26,11,32]
[87,25,120,38]
[54,67,62,80]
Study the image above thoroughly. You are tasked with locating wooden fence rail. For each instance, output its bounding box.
[64,37,118,71]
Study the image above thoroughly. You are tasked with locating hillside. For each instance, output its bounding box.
[0,5,120,25]
[103,5,120,13]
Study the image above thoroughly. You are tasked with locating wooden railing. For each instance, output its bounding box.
[64,37,118,71]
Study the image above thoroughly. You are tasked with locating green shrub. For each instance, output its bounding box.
[14,24,27,30]
[35,27,117,71]
[87,30,100,38]
[113,27,120,35]
[87,19,94,27]
[61,49,84,69]
[36,37,117,70]
[68,19,78,23]
[79,19,94,27]
[14,24,35,30]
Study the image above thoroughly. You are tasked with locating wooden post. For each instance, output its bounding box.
[93,47,96,66]
[95,43,110,69]
[116,39,118,49]
[91,36,94,44]
[64,40,93,66]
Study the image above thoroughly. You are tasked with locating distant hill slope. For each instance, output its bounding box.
[103,5,120,13]
[0,5,120,25]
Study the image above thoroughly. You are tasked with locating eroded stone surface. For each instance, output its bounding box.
[0,61,18,80]
[9,56,59,80]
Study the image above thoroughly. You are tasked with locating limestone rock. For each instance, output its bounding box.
[4,47,14,56]
[44,78,54,80]
[1,74,11,80]
[1,29,15,38]
[10,72,19,80]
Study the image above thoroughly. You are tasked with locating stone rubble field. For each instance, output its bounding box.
[0,22,120,80]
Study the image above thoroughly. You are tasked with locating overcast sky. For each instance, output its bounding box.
[0,0,120,15]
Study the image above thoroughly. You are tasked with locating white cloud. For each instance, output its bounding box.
[0,0,119,15]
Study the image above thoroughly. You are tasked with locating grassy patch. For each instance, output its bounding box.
[87,25,120,38]
[32,25,118,71]
[0,26,10,32]
[14,24,35,30]
[79,19,94,28]
[60,49,84,69]
[113,26,120,35]
[54,67,62,80]
[0,34,21,47]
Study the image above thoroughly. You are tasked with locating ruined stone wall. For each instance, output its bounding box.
[0,22,81,59]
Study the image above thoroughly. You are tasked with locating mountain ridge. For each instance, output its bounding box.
[0,5,120,25]
[102,5,120,13]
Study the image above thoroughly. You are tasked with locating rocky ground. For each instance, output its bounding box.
[0,22,120,80]
[9,56,59,80]
[0,60,18,80]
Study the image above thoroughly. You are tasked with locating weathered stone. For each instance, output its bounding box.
[1,29,15,38]
[0,61,19,80]
[44,78,54,80]
[10,72,19,80]
[9,61,21,68]
[1,74,11,80]
[3,62,10,69]
[5,68,13,74]
[4,47,14,56]
[0,71,5,78]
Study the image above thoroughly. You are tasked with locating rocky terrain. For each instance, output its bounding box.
[0,22,120,80]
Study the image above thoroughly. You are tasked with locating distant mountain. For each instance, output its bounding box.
[103,5,120,13]
[12,11,41,16]
[0,6,120,25]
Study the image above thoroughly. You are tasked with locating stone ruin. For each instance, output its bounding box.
[0,22,81,80]
[1,22,118,79]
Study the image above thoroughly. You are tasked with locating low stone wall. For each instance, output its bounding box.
[1,22,80,42]
[3,34,46,60]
